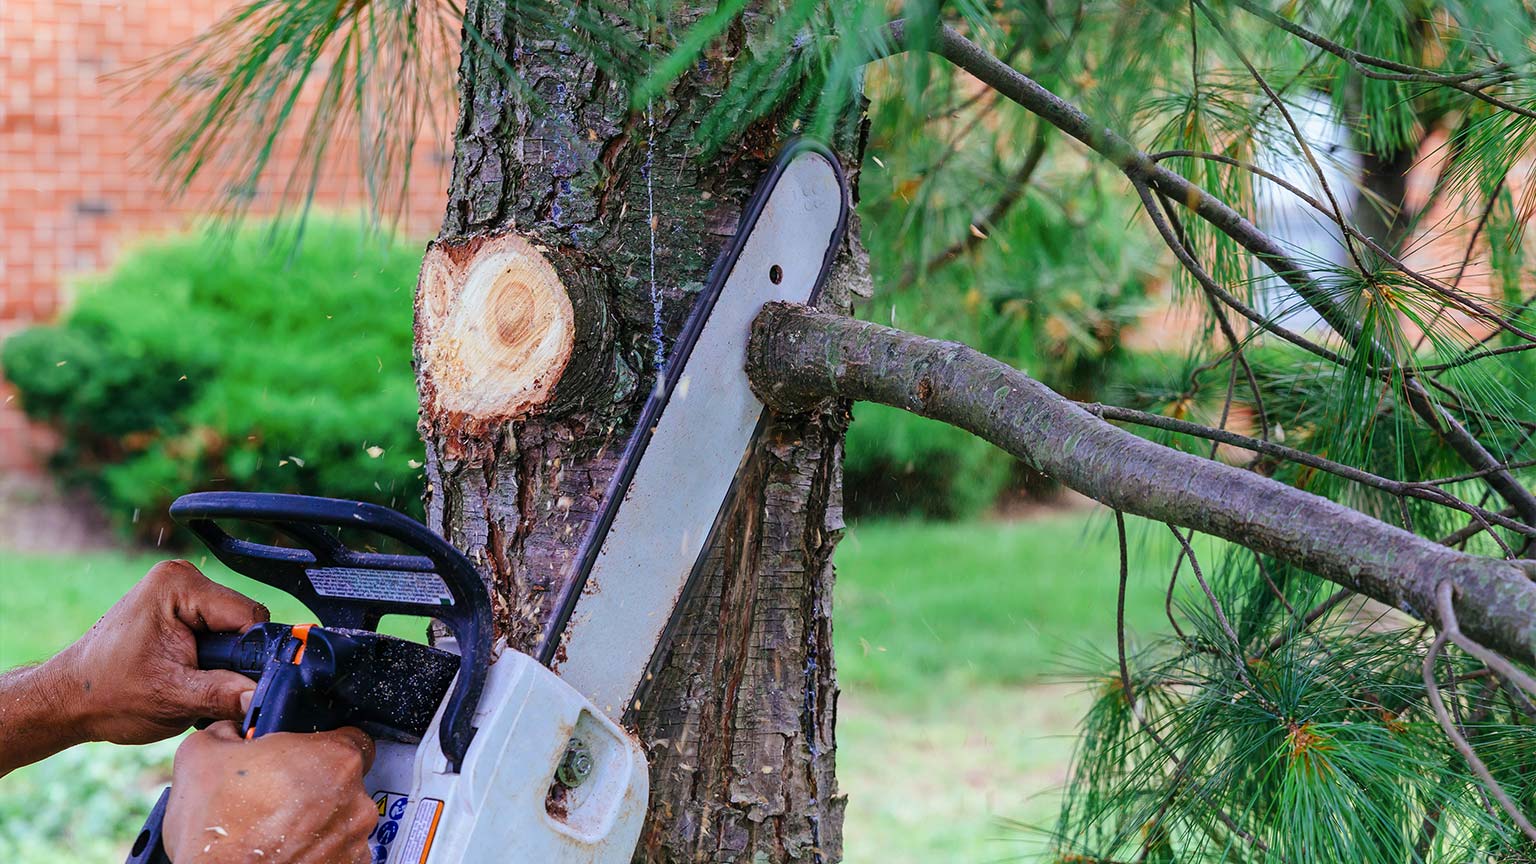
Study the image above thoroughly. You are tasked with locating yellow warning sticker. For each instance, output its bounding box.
[368,790,410,863]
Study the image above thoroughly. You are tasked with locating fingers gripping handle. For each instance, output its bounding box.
[169,492,492,770]
[125,629,324,864]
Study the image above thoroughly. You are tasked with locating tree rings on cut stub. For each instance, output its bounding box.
[416,233,575,430]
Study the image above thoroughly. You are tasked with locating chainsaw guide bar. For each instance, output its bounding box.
[537,139,851,721]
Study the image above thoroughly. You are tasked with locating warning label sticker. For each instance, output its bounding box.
[397,798,444,864]
[307,567,453,606]
[368,791,410,864]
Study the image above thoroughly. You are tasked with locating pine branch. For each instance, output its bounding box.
[747,302,1536,664]
[1227,0,1536,120]
[879,18,1536,533]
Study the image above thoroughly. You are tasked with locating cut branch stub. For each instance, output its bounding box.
[416,233,575,437]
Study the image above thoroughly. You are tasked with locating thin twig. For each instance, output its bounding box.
[1115,509,1135,710]
[1154,192,1271,442]
[1113,521,1276,860]
[1438,507,1518,548]
[1424,581,1536,844]
[1169,524,1244,652]
[1088,402,1536,545]
[1256,588,1352,661]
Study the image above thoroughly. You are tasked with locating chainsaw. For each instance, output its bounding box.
[124,139,849,864]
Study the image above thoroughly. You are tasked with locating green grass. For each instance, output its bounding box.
[833,512,1207,698]
[0,508,1192,862]
[832,512,1201,862]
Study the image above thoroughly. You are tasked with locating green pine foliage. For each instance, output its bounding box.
[1054,549,1536,862]
[1,219,426,540]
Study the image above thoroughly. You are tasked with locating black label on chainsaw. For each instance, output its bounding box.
[306,567,454,606]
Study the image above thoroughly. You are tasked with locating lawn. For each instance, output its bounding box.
[0,509,1199,861]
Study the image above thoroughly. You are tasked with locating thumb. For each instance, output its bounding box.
[198,719,245,742]
[179,669,257,722]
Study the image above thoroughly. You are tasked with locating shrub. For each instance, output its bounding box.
[2,219,426,540]
[843,403,1012,519]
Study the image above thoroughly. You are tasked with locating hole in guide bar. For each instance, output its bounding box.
[769,264,783,284]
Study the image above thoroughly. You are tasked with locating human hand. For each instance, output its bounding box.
[163,721,377,864]
[51,559,269,745]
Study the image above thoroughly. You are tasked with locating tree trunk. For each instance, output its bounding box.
[414,5,867,861]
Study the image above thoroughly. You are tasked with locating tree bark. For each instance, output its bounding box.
[416,4,866,861]
[748,303,1536,664]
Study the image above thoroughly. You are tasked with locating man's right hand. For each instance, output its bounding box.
[163,721,378,864]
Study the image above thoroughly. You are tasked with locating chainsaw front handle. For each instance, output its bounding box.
[170,492,491,770]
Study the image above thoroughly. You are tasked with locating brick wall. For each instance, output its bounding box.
[1,0,452,472]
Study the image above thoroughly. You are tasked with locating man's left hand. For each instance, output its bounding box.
[49,559,270,744]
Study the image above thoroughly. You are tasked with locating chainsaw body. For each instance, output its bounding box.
[364,649,647,863]
[127,492,646,864]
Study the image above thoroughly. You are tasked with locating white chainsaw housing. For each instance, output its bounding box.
[362,645,649,864]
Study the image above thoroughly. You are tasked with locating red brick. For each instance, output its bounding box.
[0,0,452,472]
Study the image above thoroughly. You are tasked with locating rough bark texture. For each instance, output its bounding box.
[748,303,1536,664]
[416,4,867,860]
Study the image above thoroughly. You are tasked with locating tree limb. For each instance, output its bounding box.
[747,303,1536,663]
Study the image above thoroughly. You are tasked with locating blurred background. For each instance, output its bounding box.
[0,1,1504,862]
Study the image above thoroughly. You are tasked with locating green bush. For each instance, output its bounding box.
[0,740,174,862]
[843,403,1012,519]
[2,219,426,539]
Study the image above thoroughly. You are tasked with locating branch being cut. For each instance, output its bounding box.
[747,303,1536,663]
[880,19,1536,532]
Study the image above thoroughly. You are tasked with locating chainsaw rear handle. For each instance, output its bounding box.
[169,492,490,770]
[125,630,341,864]
[196,628,281,676]
[126,625,324,864]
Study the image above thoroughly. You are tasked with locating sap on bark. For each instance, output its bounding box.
[416,232,575,434]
